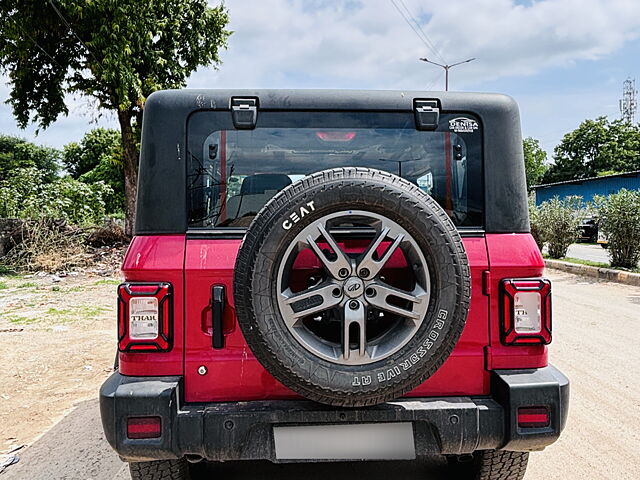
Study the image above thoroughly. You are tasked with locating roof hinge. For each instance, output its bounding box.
[413,99,440,130]
[231,97,258,129]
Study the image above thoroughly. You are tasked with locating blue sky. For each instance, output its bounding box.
[1,0,639,159]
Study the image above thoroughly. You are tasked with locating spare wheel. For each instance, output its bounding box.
[233,167,471,407]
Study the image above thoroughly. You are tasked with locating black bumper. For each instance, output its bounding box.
[100,365,569,462]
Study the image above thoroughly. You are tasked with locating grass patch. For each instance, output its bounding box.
[94,279,120,286]
[1,305,110,326]
[0,265,18,275]
[46,307,73,316]
[545,255,640,273]
[45,305,109,322]
[17,282,38,289]
[0,281,8,290]
[8,315,37,325]
[78,306,109,318]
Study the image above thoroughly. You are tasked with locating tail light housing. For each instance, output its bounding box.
[118,282,173,352]
[517,406,550,428]
[500,278,551,345]
[127,416,162,439]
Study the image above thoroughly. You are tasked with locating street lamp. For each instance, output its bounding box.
[419,57,476,91]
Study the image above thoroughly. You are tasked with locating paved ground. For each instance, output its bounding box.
[2,269,639,480]
[565,243,610,264]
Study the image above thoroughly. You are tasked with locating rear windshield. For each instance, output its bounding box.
[187,111,483,228]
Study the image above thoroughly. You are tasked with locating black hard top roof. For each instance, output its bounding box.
[144,88,519,112]
[136,89,528,234]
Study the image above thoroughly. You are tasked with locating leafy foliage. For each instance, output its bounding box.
[0,167,112,225]
[528,196,545,250]
[594,189,640,269]
[536,196,584,258]
[0,135,60,182]
[543,117,640,183]
[63,128,124,214]
[0,0,231,233]
[523,137,547,190]
[1,0,230,127]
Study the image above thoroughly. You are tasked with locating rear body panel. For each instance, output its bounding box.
[181,236,489,402]
[118,233,547,402]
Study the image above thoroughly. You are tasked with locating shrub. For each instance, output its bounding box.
[1,220,87,272]
[86,219,129,247]
[0,167,112,225]
[538,196,584,258]
[594,189,640,269]
[528,197,545,250]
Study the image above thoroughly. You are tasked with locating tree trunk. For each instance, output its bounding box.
[117,110,139,237]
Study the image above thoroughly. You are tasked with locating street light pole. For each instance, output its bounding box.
[419,57,476,91]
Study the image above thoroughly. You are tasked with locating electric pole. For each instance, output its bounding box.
[419,57,476,91]
[620,78,637,123]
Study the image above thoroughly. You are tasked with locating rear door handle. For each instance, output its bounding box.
[211,285,225,349]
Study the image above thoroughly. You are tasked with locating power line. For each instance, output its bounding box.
[424,70,443,91]
[7,16,63,69]
[389,0,445,64]
[47,0,100,65]
[395,0,446,64]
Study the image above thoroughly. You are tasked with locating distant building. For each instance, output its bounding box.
[533,170,640,205]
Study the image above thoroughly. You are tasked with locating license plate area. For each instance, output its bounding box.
[273,422,416,461]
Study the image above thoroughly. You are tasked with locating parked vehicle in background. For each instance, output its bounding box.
[597,229,609,248]
[100,89,569,480]
[578,216,598,243]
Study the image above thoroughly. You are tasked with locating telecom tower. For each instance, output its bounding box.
[620,78,637,123]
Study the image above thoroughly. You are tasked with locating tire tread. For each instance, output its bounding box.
[129,459,190,480]
[234,168,471,407]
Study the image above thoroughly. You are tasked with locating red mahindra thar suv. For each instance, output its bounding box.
[100,90,569,480]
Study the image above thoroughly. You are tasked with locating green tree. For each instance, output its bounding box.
[63,128,120,178]
[522,137,547,189]
[63,128,124,214]
[0,1,230,234]
[0,167,111,225]
[543,117,640,183]
[0,135,60,182]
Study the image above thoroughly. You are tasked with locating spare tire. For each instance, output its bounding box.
[234,168,470,407]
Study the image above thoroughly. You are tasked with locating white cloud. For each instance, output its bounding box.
[195,0,640,90]
[0,80,117,149]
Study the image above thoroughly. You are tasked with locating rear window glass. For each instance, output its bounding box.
[187,111,483,228]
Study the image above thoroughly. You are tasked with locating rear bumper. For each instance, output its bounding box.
[100,365,569,463]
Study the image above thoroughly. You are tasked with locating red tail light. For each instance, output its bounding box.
[118,282,173,352]
[517,406,550,428]
[316,131,356,142]
[127,416,162,439]
[500,278,551,345]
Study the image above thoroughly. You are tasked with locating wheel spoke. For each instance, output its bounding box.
[342,302,367,361]
[306,222,352,279]
[281,282,342,325]
[365,282,427,321]
[357,225,404,280]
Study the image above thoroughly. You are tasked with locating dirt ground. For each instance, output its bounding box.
[1,269,639,479]
[0,272,120,453]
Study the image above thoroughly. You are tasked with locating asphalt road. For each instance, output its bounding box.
[2,269,639,480]
[565,243,610,264]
